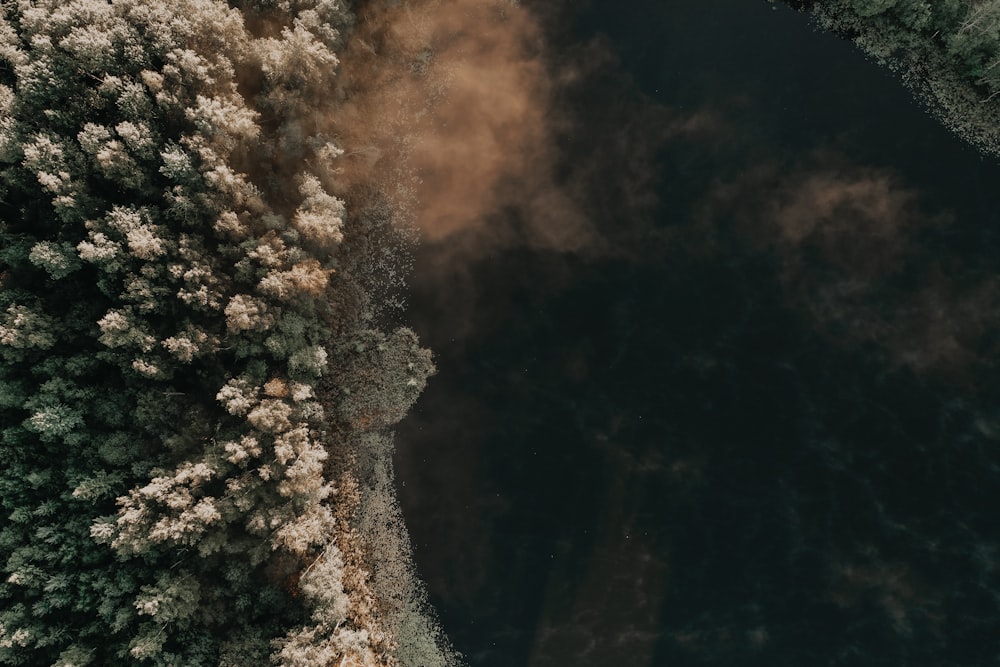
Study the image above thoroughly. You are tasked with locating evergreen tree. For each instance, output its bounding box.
[782,0,1000,155]
[0,1,453,665]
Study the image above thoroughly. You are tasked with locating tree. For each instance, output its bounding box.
[783,0,1000,155]
[0,0,457,664]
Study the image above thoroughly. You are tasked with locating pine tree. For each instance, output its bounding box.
[0,1,454,665]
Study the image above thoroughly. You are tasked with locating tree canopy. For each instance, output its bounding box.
[783,0,1000,155]
[0,1,453,665]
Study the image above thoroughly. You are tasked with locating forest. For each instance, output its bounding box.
[783,0,1000,154]
[0,1,454,665]
[1,0,999,666]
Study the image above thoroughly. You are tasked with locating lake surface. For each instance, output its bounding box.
[395,1,1000,665]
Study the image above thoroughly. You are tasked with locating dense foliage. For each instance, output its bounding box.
[0,1,448,665]
[783,0,1000,155]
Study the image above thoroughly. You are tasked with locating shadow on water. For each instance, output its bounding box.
[396,1,1000,665]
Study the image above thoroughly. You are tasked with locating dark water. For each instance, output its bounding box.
[396,1,1000,665]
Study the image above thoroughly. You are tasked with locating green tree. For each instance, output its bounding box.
[0,0,455,665]
[782,0,1000,155]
